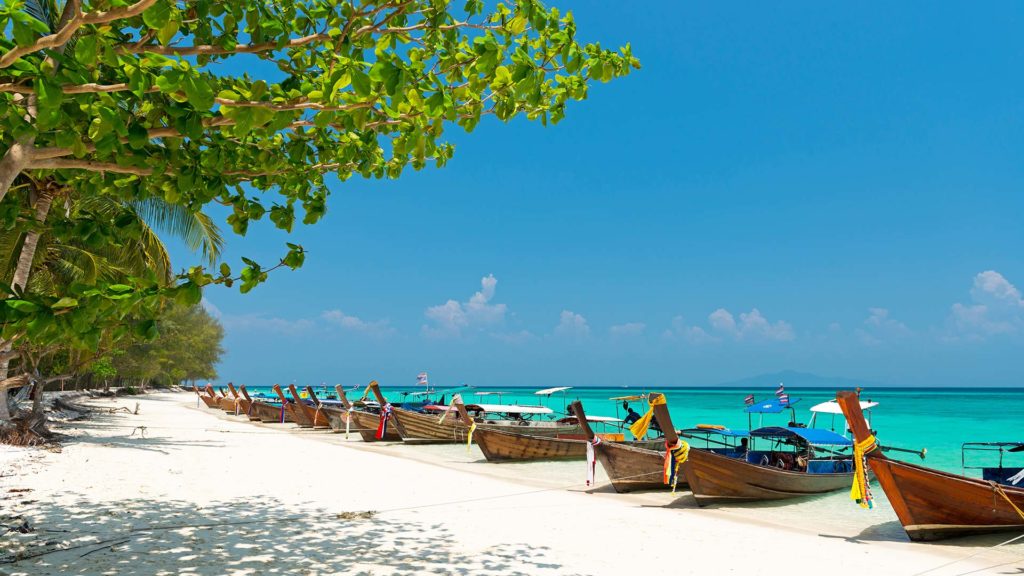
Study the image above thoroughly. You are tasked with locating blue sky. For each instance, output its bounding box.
[176,2,1024,388]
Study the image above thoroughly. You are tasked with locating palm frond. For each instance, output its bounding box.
[130,199,225,266]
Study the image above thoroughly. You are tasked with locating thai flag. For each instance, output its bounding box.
[775,383,785,397]
[744,394,755,406]
[779,392,790,404]
[417,372,428,386]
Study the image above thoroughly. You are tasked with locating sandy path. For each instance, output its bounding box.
[0,392,1019,575]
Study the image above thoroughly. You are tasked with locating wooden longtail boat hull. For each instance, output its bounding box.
[199,395,220,409]
[330,409,401,442]
[390,407,578,445]
[216,396,238,413]
[865,456,1024,541]
[286,386,331,429]
[474,428,662,463]
[682,449,852,505]
[595,441,677,492]
[835,391,1024,541]
[249,401,292,423]
[474,428,587,461]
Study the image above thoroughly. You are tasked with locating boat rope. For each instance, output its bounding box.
[345,407,353,439]
[437,395,458,424]
[850,434,876,509]
[628,394,665,440]
[989,481,1024,521]
[663,439,689,493]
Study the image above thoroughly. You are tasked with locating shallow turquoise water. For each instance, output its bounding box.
[242,385,1024,476]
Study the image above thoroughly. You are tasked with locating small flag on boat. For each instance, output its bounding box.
[775,383,785,397]
[744,394,755,406]
[417,372,429,386]
[778,393,790,404]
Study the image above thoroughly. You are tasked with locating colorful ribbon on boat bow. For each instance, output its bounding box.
[438,395,460,425]
[850,434,877,509]
[345,406,353,439]
[586,436,602,486]
[376,403,393,440]
[664,439,689,493]
[466,421,476,452]
[628,394,667,440]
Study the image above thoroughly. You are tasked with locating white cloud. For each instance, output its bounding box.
[948,270,1024,339]
[856,307,911,345]
[609,322,646,337]
[322,310,395,337]
[663,315,719,343]
[710,308,794,341]
[422,274,508,338]
[554,310,590,339]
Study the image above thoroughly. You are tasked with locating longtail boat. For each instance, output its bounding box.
[216,385,239,413]
[650,395,855,505]
[236,385,265,421]
[569,400,670,492]
[333,383,402,441]
[196,385,220,409]
[837,390,1024,541]
[306,386,350,434]
[228,383,259,421]
[473,415,659,462]
[378,384,578,444]
[285,384,330,428]
[242,385,293,423]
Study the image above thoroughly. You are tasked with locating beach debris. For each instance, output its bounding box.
[2,518,32,535]
[128,426,147,438]
[336,511,376,521]
[6,488,31,493]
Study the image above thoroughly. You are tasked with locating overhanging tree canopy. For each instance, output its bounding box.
[0,0,637,350]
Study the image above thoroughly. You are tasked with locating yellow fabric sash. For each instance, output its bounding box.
[850,434,877,509]
[438,395,460,424]
[663,439,690,493]
[360,382,374,402]
[467,421,477,451]
[629,394,666,439]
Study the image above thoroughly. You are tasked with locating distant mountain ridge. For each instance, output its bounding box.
[711,370,886,389]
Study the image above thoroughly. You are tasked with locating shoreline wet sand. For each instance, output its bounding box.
[1,392,1020,575]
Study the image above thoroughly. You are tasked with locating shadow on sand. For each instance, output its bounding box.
[1,497,563,575]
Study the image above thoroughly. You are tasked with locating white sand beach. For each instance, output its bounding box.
[1,392,1021,575]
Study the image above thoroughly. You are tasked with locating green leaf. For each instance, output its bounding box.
[143,1,172,31]
[74,36,98,66]
[127,123,149,149]
[6,300,40,313]
[35,78,61,110]
[51,297,79,310]
[182,75,215,110]
[158,16,180,46]
[351,69,371,97]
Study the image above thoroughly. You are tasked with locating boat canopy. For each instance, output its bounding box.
[464,404,554,415]
[680,427,749,438]
[474,391,507,396]
[535,386,571,395]
[810,399,878,414]
[744,398,801,414]
[750,426,852,446]
[403,385,474,397]
[584,415,622,423]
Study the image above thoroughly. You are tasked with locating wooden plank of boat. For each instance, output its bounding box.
[837,390,1024,541]
[569,400,670,492]
[650,396,853,505]
[216,386,238,413]
[288,384,330,429]
[242,385,293,423]
[474,426,661,462]
[339,383,402,441]
[305,386,348,434]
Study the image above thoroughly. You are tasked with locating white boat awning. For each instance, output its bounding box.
[535,386,572,395]
[584,415,622,423]
[466,404,554,415]
[809,400,878,414]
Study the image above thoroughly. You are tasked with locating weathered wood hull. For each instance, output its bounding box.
[390,408,579,444]
[199,395,220,409]
[595,441,677,492]
[285,402,331,429]
[866,455,1024,541]
[328,408,401,441]
[475,428,661,463]
[249,401,292,423]
[216,396,239,413]
[682,449,852,505]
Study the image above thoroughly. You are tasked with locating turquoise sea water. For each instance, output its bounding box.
[241,385,1024,476]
